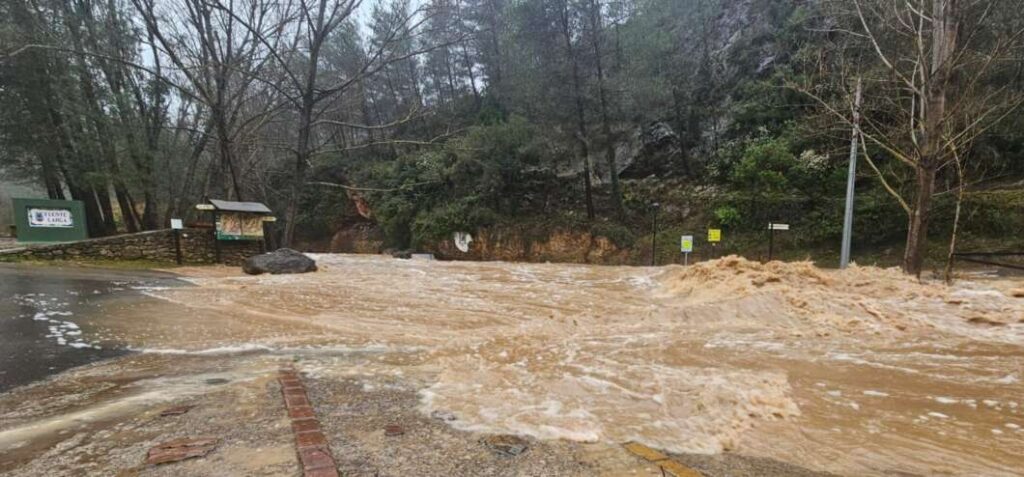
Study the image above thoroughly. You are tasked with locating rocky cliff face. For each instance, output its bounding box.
[325,221,632,265]
[615,122,687,179]
[328,222,383,254]
[432,227,630,264]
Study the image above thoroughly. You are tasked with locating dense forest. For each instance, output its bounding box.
[2,0,1023,274]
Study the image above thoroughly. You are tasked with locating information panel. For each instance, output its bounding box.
[27,208,74,228]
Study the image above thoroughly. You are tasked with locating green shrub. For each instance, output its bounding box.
[713,205,742,228]
[591,221,637,248]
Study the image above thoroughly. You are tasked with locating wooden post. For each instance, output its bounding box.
[173,229,182,265]
[213,212,222,264]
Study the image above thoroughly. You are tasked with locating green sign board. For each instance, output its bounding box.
[12,198,89,243]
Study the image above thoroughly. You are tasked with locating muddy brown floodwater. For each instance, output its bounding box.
[2,254,1023,476]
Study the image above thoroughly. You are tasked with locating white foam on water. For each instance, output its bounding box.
[128,343,274,355]
[828,353,921,375]
[17,293,95,349]
[141,254,1024,477]
[994,374,1019,384]
[127,342,414,356]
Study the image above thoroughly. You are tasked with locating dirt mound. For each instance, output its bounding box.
[660,256,1024,337]
[661,255,914,304]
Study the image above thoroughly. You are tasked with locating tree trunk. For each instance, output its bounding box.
[41,155,65,199]
[214,115,242,200]
[96,187,118,234]
[902,0,959,276]
[460,42,481,108]
[283,0,329,248]
[903,166,936,277]
[115,185,140,233]
[587,0,622,215]
[944,155,965,283]
[559,1,595,220]
[283,116,311,247]
[172,121,213,218]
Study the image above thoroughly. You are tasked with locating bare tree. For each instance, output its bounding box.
[212,0,448,247]
[558,0,595,220]
[799,0,1024,275]
[132,0,286,202]
[584,0,622,215]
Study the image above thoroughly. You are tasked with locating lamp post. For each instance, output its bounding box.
[650,202,661,266]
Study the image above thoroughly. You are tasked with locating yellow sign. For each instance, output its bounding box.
[708,229,722,243]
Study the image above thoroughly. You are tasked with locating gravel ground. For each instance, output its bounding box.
[672,452,840,477]
[0,355,298,477]
[0,352,845,476]
[299,357,838,477]
[306,371,595,476]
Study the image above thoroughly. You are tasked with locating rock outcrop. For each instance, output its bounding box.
[432,227,629,264]
[616,121,686,179]
[328,222,383,254]
[242,248,318,275]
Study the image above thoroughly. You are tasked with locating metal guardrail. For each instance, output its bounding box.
[952,252,1024,271]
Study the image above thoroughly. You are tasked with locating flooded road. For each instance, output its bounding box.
[0,264,182,392]
[2,255,1023,476]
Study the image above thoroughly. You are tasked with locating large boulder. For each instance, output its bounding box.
[242,248,317,275]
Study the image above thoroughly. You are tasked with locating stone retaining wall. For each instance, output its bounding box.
[0,228,262,265]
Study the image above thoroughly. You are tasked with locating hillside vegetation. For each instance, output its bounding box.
[2,0,1023,271]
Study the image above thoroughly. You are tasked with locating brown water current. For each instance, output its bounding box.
[9,254,1023,476]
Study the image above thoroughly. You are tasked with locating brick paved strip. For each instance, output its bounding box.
[285,393,311,409]
[622,441,704,477]
[292,419,321,434]
[279,366,340,477]
[288,406,316,420]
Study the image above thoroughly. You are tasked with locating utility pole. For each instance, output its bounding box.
[840,78,863,269]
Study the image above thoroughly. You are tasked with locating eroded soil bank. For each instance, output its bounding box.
[1,255,1022,476]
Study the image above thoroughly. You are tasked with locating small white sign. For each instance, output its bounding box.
[170,218,184,230]
[680,235,693,253]
[768,223,790,231]
[28,208,73,228]
[453,232,473,253]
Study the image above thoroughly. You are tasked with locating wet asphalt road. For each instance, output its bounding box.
[0,264,179,392]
